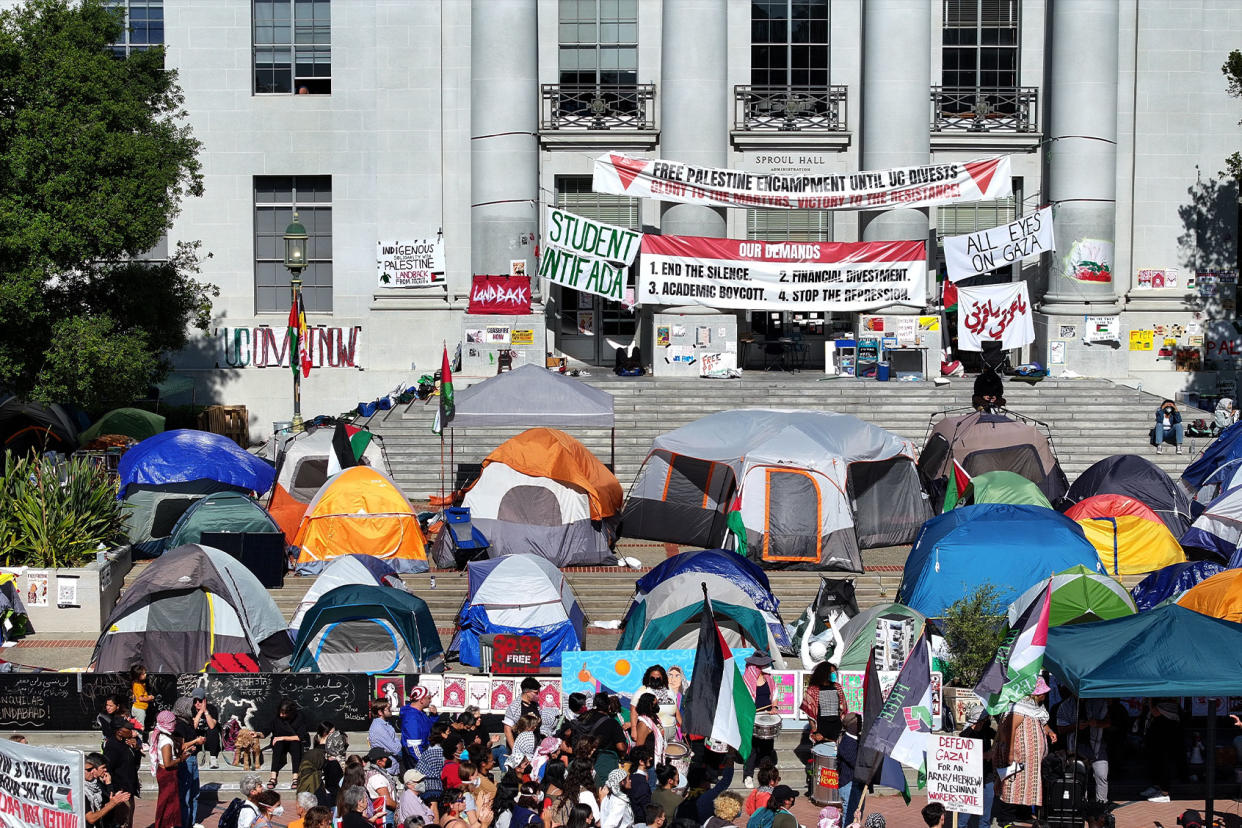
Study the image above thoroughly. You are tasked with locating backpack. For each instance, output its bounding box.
[218,797,256,828]
[747,808,776,828]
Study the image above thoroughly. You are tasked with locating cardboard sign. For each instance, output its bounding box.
[492,634,541,674]
[927,734,984,815]
[468,275,531,315]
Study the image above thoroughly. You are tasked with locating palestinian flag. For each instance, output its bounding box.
[328,423,373,476]
[975,582,1051,715]
[725,495,748,556]
[432,345,455,435]
[682,594,757,760]
[860,630,933,774]
[854,647,912,803]
[288,292,312,378]
[941,459,971,512]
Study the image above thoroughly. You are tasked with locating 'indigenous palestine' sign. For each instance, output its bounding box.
[595,152,1012,211]
[539,207,641,302]
[639,235,927,311]
[377,238,445,287]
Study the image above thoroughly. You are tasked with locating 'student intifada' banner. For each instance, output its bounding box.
[595,152,1012,211]
[467,275,531,315]
[539,206,640,302]
[640,235,927,311]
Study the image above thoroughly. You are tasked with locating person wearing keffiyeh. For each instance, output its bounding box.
[599,768,633,828]
[742,654,778,788]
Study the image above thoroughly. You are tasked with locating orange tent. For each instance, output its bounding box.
[293,467,427,574]
[1178,568,1242,622]
[476,427,622,520]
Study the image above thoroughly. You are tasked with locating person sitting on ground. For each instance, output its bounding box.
[289,791,319,828]
[399,769,436,825]
[1155,399,1184,454]
[236,773,269,828]
[304,805,333,828]
[648,764,682,822]
[341,785,373,828]
[675,759,734,824]
[972,370,1006,412]
[744,762,778,816]
[764,785,798,828]
[366,747,401,820]
[635,803,665,828]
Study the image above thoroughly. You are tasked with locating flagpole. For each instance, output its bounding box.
[292,275,303,432]
[439,339,446,506]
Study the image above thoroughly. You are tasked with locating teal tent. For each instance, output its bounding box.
[618,598,780,660]
[166,491,282,549]
[80,408,165,445]
[290,584,444,674]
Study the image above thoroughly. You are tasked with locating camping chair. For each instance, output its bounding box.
[443,507,490,570]
[980,340,1012,375]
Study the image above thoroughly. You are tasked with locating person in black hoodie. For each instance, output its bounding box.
[626,746,654,819]
[972,370,1006,412]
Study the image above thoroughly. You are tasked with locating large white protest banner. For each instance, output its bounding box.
[926,734,984,815]
[0,739,84,828]
[957,282,1035,351]
[640,235,927,311]
[540,206,641,302]
[944,206,1054,282]
[377,239,445,287]
[595,152,1011,211]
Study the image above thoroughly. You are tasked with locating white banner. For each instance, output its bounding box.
[0,739,84,828]
[595,152,1012,210]
[640,235,927,311]
[539,206,640,302]
[957,282,1035,351]
[926,734,984,815]
[944,206,1054,282]
[377,239,445,287]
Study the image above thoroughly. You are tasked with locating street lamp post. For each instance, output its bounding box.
[283,212,308,431]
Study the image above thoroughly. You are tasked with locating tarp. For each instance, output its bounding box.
[1075,515,1186,575]
[1180,483,1242,560]
[118,430,276,497]
[1045,604,1242,697]
[1131,560,1227,611]
[1182,421,1242,492]
[476,427,621,520]
[290,584,443,674]
[165,491,282,549]
[451,365,614,429]
[898,503,1102,617]
[1005,565,1135,628]
[1177,568,1242,622]
[960,470,1052,508]
[79,407,165,445]
[1064,454,1191,537]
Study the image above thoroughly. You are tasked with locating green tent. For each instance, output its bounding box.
[834,602,927,670]
[618,598,778,658]
[959,470,1052,509]
[165,491,282,549]
[1005,564,1136,628]
[80,407,165,445]
[290,583,444,673]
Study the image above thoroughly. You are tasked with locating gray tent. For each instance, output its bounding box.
[452,365,614,429]
[91,544,292,673]
[622,410,930,572]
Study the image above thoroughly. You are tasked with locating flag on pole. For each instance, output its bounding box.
[854,647,914,802]
[432,345,455,435]
[859,631,933,775]
[941,459,971,512]
[287,292,311,378]
[974,582,1051,715]
[327,423,373,477]
[681,590,757,760]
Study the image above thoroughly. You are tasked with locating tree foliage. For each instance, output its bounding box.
[0,0,210,409]
[940,583,1006,688]
[1224,50,1242,180]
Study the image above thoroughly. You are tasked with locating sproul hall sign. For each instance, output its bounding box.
[216,326,363,369]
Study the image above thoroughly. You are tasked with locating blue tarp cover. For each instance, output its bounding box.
[1130,560,1227,611]
[1183,422,1242,490]
[119,429,276,496]
[1046,604,1242,696]
[898,503,1101,617]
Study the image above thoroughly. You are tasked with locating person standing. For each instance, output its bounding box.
[96,695,130,747]
[1155,399,1184,454]
[129,665,153,732]
[370,698,404,766]
[992,678,1057,825]
[958,709,996,828]
[401,687,436,766]
[149,710,188,828]
[1055,694,1110,805]
[741,654,778,788]
[103,726,141,828]
[629,666,680,742]
[172,696,206,828]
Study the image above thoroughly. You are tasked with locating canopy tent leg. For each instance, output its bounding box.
[1206,698,1217,828]
[611,427,616,471]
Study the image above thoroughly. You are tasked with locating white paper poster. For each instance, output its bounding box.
[944,206,1054,282]
[596,152,1013,210]
[926,735,984,815]
[377,239,445,287]
[1083,315,1121,343]
[956,282,1035,351]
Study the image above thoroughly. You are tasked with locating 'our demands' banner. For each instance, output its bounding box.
[0,739,84,828]
[595,152,1012,211]
[956,281,1035,351]
[943,206,1054,282]
[540,207,640,302]
[640,235,927,311]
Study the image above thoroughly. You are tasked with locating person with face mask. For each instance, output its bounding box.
[630,666,680,741]
[250,789,283,827]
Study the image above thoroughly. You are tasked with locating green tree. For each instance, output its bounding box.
[0,0,210,409]
[940,583,1006,687]
[1224,50,1242,179]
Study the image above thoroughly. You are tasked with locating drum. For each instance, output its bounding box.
[754,713,782,739]
[811,742,840,805]
[705,737,730,754]
[665,741,690,785]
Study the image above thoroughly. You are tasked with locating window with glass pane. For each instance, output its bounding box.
[559,0,637,86]
[746,208,832,242]
[105,0,163,58]
[556,176,638,335]
[751,0,829,87]
[254,0,331,94]
[935,197,1016,239]
[942,0,1018,90]
[254,176,333,313]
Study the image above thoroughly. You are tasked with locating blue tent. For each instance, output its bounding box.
[290,584,443,674]
[897,503,1102,617]
[628,549,780,619]
[1182,422,1242,494]
[1130,560,1227,611]
[1179,483,1242,560]
[453,555,586,668]
[119,430,276,496]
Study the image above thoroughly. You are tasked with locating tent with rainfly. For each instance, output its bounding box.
[0,397,79,455]
[91,544,292,673]
[956,470,1052,508]
[1005,565,1136,628]
[831,602,927,671]
[79,407,165,445]
[293,466,429,574]
[1063,454,1192,537]
[289,584,444,674]
[1182,421,1242,500]
[165,491,283,549]
[289,554,408,637]
[1179,484,1242,562]
[1130,560,1227,611]
[452,554,587,668]
[1063,493,1186,575]
[1177,568,1242,622]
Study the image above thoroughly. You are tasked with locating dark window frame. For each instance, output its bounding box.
[253,0,332,95]
[750,0,830,88]
[253,175,333,314]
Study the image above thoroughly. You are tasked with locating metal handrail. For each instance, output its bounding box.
[929,86,1039,133]
[540,83,656,130]
[734,85,848,132]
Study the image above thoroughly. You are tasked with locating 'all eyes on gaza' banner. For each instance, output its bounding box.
[640,235,927,311]
[595,153,1011,210]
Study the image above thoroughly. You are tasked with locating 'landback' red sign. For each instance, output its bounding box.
[468,275,531,315]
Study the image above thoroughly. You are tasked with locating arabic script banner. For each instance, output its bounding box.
[956,282,1034,351]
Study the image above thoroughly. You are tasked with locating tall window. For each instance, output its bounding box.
[555,176,638,336]
[559,0,637,86]
[746,209,832,242]
[254,176,332,313]
[106,0,163,57]
[942,0,1019,89]
[935,197,1016,239]
[254,0,331,94]
[750,0,829,87]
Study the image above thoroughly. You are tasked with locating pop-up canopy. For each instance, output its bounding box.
[452,365,614,429]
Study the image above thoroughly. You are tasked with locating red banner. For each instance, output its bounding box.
[492,634,542,674]
[468,275,531,315]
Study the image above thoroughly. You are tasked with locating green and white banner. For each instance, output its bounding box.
[539,206,641,303]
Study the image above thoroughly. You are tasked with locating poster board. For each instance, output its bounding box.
[652,312,737,378]
[926,734,984,814]
[839,671,943,730]
[460,315,545,376]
